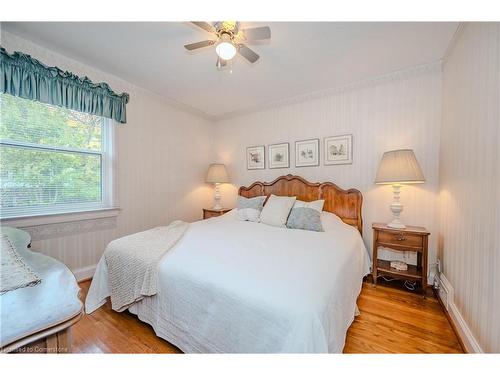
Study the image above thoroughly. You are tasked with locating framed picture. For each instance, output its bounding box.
[324,134,353,165]
[246,145,265,170]
[295,139,320,167]
[268,143,290,169]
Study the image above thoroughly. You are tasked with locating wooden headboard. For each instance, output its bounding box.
[238,174,363,234]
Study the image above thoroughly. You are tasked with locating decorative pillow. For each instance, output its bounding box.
[292,199,325,211]
[286,199,325,232]
[259,195,296,227]
[320,211,345,232]
[236,196,266,222]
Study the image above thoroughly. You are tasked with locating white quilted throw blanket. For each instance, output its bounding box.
[104,221,189,312]
[1,234,40,295]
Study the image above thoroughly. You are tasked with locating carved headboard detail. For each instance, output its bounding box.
[238,174,363,234]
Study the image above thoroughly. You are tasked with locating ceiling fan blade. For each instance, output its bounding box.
[233,22,240,35]
[184,40,216,51]
[216,57,227,68]
[191,21,216,34]
[241,26,271,41]
[238,44,260,63]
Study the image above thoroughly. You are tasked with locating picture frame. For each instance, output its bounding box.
[295,139,320,167]
[324,134,353,165]
[268,143,290,169]
[246,145,265,170]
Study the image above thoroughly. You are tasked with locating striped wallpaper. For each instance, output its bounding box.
[439,23,500,353]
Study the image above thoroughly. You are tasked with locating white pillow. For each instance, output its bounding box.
[259,195,296,227]
[236,196,266,222]
[320,211,346,232]
[292,199,325,212]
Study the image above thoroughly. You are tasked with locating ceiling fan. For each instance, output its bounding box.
[184,21,271,68]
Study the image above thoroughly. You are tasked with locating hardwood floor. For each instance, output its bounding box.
[73,280,463,354]
[343,281,463,353]
[73,280,180,353]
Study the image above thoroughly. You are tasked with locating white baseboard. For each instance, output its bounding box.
[437,273,483,353]
[73,264,96,282]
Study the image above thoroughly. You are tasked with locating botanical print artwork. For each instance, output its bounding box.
[268,143,290,169]
[302,149,313,159]
[246,146,265,170]
[324,134,353,165]
[295,139,319,167]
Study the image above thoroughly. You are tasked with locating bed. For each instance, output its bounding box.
[86,175,370,353]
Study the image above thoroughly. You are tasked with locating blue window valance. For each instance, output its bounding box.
[0,47,129,123]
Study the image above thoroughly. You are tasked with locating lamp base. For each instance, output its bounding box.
[388,185,406,229]
[387,219,406,229]
[213,183,222,211]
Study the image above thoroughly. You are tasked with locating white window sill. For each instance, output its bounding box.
[0,207,121,227]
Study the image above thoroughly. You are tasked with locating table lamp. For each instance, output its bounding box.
[205,163,230,210]
[374,149,425,229]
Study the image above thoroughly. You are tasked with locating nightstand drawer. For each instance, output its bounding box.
[377,230,423,249]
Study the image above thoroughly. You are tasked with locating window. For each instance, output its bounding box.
[0,93,114,218]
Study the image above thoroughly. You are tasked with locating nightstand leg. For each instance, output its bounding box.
[422,236,429,298]
[372,236,378,287]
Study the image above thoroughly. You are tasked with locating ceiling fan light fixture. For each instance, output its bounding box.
[186,22,269,66]
[215,41,237,60]
[215,32,237,60]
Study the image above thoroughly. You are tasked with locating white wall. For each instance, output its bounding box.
[439,23,500,353]
[214,64,443,275]
[1,32,215,279]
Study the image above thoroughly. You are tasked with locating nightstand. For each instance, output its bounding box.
[203,208,231,220]
[372,223,430,297]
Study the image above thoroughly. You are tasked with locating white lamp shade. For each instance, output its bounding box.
[206,163,229,183]
[374,149,425,184]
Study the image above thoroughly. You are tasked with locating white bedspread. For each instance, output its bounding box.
[86,210,370,353]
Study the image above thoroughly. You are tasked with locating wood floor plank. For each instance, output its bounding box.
[73,280,463,353]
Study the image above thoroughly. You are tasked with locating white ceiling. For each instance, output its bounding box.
[2,22,458,119]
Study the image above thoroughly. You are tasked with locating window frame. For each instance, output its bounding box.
[0,110,117,220]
